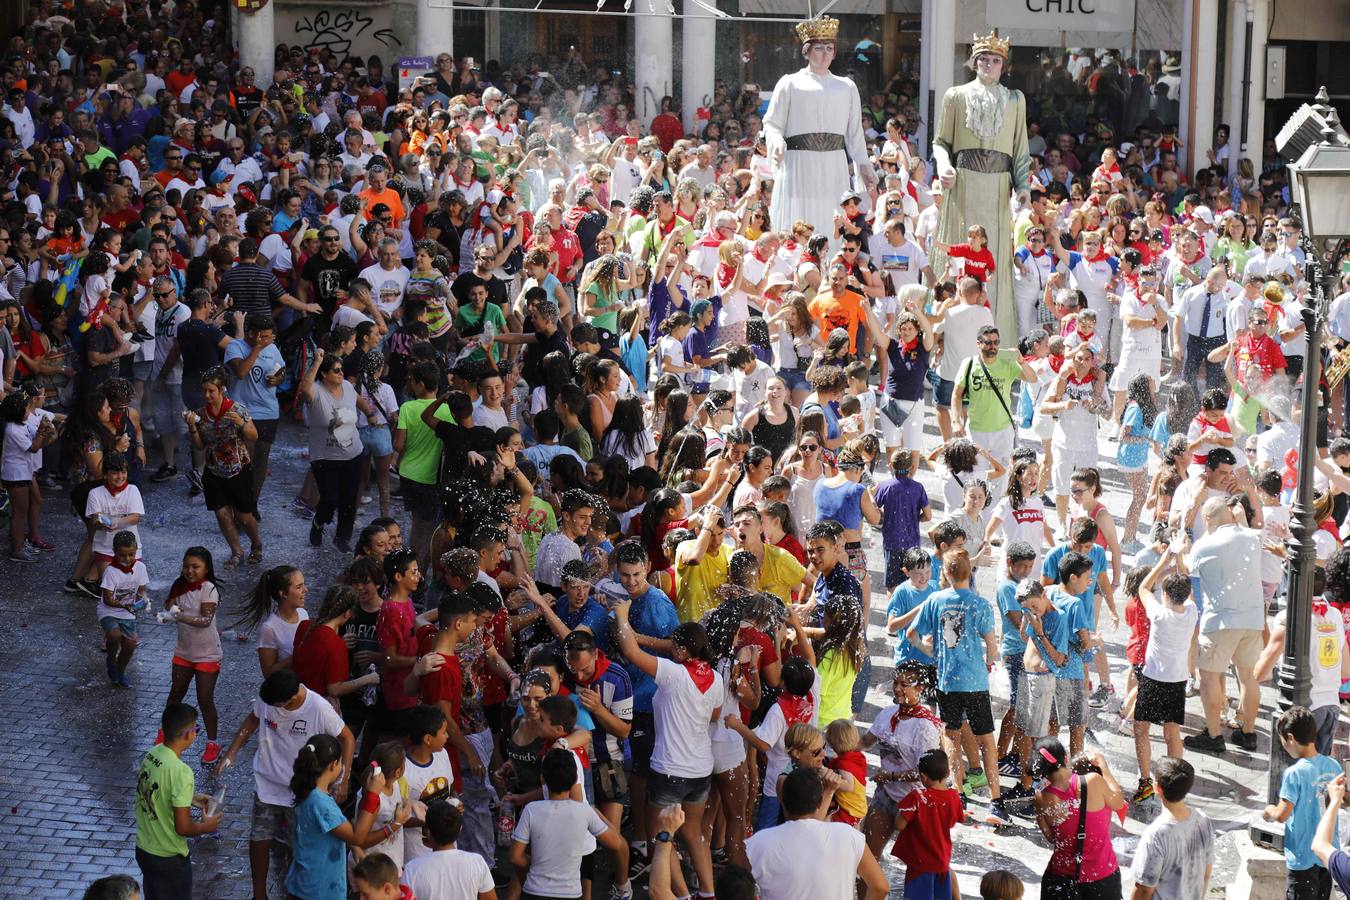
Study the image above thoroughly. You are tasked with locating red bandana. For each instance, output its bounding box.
[716,262,736,291]
[107,480,130,496]
[682,659,714,693]
[777,691,816,727]
[891,702,943,731]
[168,575,206,602]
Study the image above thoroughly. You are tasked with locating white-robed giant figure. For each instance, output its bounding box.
[764,16,876,239]
[930,32,1030,339]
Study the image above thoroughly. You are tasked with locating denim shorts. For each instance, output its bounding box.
[1004,652,1025,709]
[359,424,393,457]
[778,367,809,392]
[648,770,711,806]
[100,616,139,641]
[933,377,955,408]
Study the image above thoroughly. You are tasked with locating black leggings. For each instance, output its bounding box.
[311,456,362,542]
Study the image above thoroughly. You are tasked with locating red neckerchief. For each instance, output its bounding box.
[1048,353,1065,373]
[682,659,714,693]
[1193,412,1230,435]
[202,397,234,422]
[659,214,680,236]
[1181,250,1204,266]
[717,262,736,291]
[542,736,590,768]
[784,239,798,252]
[1319,520,1342,548]
[168,575,206,602]
[112,559,137,573]
[1027,247,1046,258]
[695,231,724,249]
[899,336,919,354]
[106,480,130,496]
[891,702,943,731]
[1122,272,1140,292]
[1067,367,1095,386]
[1084,250,1111,264]
[1314,597,1330,618]
[752,247,770,263]
[1075,328,1095,344]
[573,650,613,687]
[777,691,815,726]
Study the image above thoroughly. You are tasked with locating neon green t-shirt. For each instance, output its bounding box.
[396,398,455,485]
[135,744,195,858]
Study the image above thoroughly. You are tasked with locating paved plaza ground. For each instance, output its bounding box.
[0,415,1307,898]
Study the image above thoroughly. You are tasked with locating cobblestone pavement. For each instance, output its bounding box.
[0,418,1302,897]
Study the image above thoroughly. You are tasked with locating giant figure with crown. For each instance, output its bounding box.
[930,32,1030,340]
[764,15,877,243]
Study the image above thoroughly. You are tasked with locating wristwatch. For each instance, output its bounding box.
[655,831,673,843]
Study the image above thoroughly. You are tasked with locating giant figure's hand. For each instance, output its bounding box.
[939,164,957,189]
[1016,189,1031,209]
[766,133,786,169]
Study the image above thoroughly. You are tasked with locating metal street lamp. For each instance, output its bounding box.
[1255,88,1350,848]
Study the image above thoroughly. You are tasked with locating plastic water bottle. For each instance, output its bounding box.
[155,605,180,625]
[362,665,379,706]
[496,800,516,848]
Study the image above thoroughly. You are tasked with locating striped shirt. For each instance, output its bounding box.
[219,262,286,317]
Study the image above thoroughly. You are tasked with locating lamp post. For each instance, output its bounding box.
[1257,89,1350,841]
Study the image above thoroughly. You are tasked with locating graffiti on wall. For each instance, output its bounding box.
[287,7,403,57]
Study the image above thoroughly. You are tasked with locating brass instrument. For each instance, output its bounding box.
[1328,344,1350,389]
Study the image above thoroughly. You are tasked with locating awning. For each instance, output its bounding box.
[1270,0,1350,42]
[736,0,887,16]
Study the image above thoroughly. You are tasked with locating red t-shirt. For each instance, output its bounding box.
[734,625,779,720]
[291,621,351,697]
[776,534,807,566]
[826,749,869,825]
[1124,596,1150,668]
[480,607,510,706]
[419,646,465,791]
[376,598,419,710]
[946,244,996,284]
[1234,332,1286,385]
[891,786,963,873]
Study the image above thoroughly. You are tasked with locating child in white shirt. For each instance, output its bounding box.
[98,529,149,687]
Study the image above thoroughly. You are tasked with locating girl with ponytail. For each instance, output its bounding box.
[286,733,410,899]
[231,564,309,677]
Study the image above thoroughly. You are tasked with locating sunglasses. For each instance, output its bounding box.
[800,444,819,453]
[153,290,174,298]
[321,236,340,242]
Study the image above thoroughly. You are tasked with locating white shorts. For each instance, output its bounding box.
[1030,410,1056,441]
[712,738,747,775]
[1108,352,1162,392]
[879,396,926,453]
[1052,444,1099,496]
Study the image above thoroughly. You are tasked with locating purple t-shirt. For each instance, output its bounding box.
[872,475,929,551]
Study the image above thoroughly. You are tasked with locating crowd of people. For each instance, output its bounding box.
[12,3,1350,900]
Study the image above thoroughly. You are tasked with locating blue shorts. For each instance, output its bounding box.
[778,367,809,392]
[100,616,139,641]
[905,871,952,900]
[1004,652,1025,709]
[933,377,955,408]
[359,424,393,457]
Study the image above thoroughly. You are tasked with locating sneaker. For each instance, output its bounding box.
[711,847,730,867]
[1132,778,1155,805]
[1002,783,1035,806]
[115,671,131,688]
[985,799,1012,826]
[185,469,204,496]
[65,578,88,594]
[1088,683,1115,709]
[608,884,633,900]
[151,464,178,483]
[26,536,55,551]
[997,754,1022,777]
[627,847,650,881]
[963,769,989,793]
[290,496,311,511]
[1233,730,1259,751]
[359,495,373,506]
[294,504,315,520]
[202,741,222,765]
[1182,731,1226,754]
[71,579,100,599]
[1117,715,1136,735]
[309,522,323,547]
[9,546,37,562]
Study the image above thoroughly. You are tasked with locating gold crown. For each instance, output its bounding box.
[971,30,1011,60]
[795,16,840,44]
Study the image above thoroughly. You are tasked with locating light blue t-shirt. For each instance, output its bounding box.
[1280,754,1341,871]
[523,443,586,482]
[223,338,285,421]
[1050,588,1093,680]
[620,333,649,394]
[1116,404,1150,469]
[886,581,936,666]
[285,790,347,899]
[603,585,679,714]
[913,587,993,693]
[1149,409,1172,451]
[996,578,1027,658]
[1042,543,1110,623]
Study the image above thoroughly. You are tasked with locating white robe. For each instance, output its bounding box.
[763,69,874,238]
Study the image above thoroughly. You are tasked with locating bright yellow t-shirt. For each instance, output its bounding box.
[675,542,731,623]
[816,649,859,725]
[759,544,807,604]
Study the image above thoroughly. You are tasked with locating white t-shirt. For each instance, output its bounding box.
[1260,504,1291,584]
[250,689,347,806]
[1307,605,1347,710]
[868,704,943,802]
[472,402,510,431]
[935,303,994,381]
[258,232,293,273]
[650,657,724,779]
[402,749,456,861]
[732,359,775,421]
[1141,596,1199,684]
[752,683,822,799]
[402,848,495,900]
[600,427,657,470]
[358,263,412,316]
[990,496,1047,566]
[258,610,311,663]
[658,334,689,384]
[746,819,866,900]
[1119,290,1164,356]
[97,560,149,621]
[332,304,374,330]
[511,799,609,897]
[86,484,145,557]
[867,234,928,293]
[2,415,41,482]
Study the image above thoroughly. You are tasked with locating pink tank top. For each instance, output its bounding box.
[1045,774,1118,882]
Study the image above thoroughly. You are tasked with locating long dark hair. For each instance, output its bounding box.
[1127,373,1157,428]
[289,733,342,803]
[701,591,787,662]
[1006,458,1037,511]
[814,599,865,672]
[672,621,715,664]
[640,488,684,550]
[232,564,301,632]
[172,546,219,593]
[656,389,692,462]
[659,429,706,483]
[603,397,647,459]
